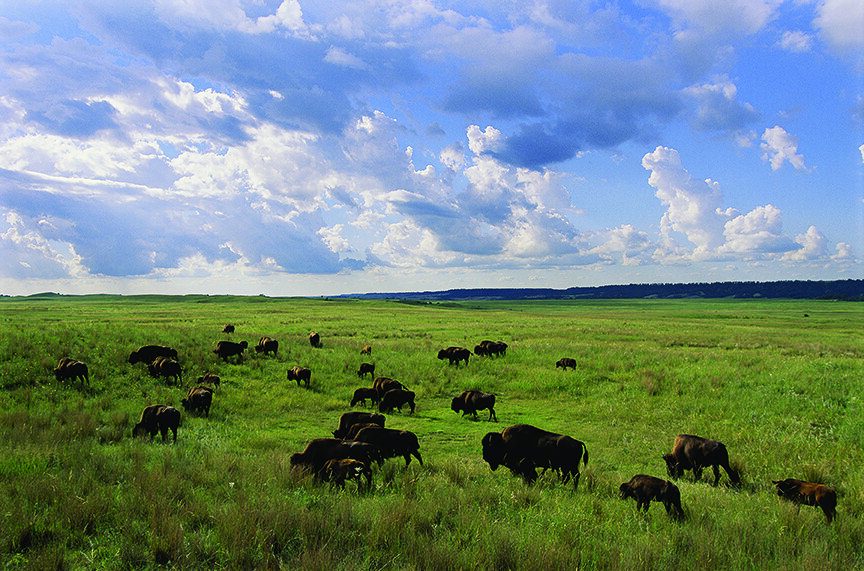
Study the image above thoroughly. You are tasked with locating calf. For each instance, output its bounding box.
[360,345,372,356]
[214,340,247,362]
[772,478,837,523]
[255,336,278,357]
[378,389,416,414]
[350,387,379,407]
[222,324,235,334]
[663,434,739,486]
[197,373,221,389]
[53,358,89,386]
[147,356,182,385]
[320,458,372,490]
[309,331,321,348]
[437,346,470,366]
[287,366,311,388]
[133,405,180,442]
[181,385,213,416]
[129,345,177,365]
[620,474,684,519]
[451,389,497,421]
[373,377,406,400]
[556,358,577,370]
[357,362,375,379]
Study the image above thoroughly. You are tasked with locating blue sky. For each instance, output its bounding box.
[0,0,862,296]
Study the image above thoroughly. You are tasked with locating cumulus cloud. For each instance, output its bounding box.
[778,30,813,52]
[815,0,864,51]
[761,126,808,171]
[682,76,760,136]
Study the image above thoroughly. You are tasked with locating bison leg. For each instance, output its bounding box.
[711,465,721,486]
[488,408,497,422]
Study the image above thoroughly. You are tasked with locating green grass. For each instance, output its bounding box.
[0,296,863,569]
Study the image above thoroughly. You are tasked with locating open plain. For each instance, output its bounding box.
[1,295,862,570]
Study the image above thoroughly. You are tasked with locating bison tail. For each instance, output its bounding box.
[582,443,589,467]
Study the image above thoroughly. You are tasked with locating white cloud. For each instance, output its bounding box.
[761,126,808,171]
[778,30,813,52]
[324,46,369,70]
[782,225,828,260]
[649,0,783,36]
[466,125,504,155]
[722,205,798,255]
[815,0,864,51]
[859,143,864,163]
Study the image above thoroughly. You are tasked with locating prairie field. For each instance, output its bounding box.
[1,295,863,570]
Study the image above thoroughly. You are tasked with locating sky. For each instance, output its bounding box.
[0,0,862,296]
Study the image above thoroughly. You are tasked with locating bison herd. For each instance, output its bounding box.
[49,328,837,524]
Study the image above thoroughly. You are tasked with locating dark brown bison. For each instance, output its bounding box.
[475,340,508,357]
[438,346,470,366]
[662,434,739,486]
[773,478,837,523]
[147,356,182,384]
[133,405,180,442]
[451,390,497,421]
[181,385,213,416]
[556,358,577,370]
[350,387,379,407]
[128,345,177,365]
[320,458,372,490]
[290,437,382,473]
[53,358,89,385]
[372,377,406,399]
[357,362,375,378]
[620,475,684,519]
[342,422,380,441]
[360,345,372,355]
[309,331,321,348]
[287,366,311,388]
[482,424,589,489]
[332,411,385,439]
[378,389,416,414]
[214,340,247,362]
[222,324,235,334]
[351,426,423,467]
[254,336,278,357]
[197,373,221,389]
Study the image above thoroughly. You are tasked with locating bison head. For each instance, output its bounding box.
[481,432,506,470]
[450,396,464,413]
[662,453,683,479]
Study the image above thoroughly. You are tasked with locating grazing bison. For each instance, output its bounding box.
[53,358,89,385]
[351,426,423,467]
[620,475,684,519]
[255,336,278,357]
[333,411,385,439]
[214,340,247,362]
[320,458,372,490]
[372,377,406,399]
[147,356,182,384]
[482,424,589,489]
[556,358,577,370]
[133,405,180,442]
[451,390,497,422]
[378,389,416,414]
[197,373,221,389]
[309,331,321,348]
[438,346,471,366]
[350,387,379,407]
[475,340,508,357]
[360,345,372,356]
[339,440,385,467]
[357,362,375,378]
[342,422,381,441]
[222,324,235,334]
[181,385,213,416]
[663,434,739,486]
[290,438,382,473]
[287,366,312,388]
[773,479,837,523]
[128,345,177,365]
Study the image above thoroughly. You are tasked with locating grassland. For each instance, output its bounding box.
[0,295,862,570]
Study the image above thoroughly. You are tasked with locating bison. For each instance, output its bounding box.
[620,475,684,519]
[372,377,406,399]
[662,434,739,486]
[255,336,278,357]
[351,426,423,467]
[482,424,589,489]
[214,340,247,362]
[350,387,379,407]
[556,358,577,370]
[332,411,385,439]
[197,373,221,389]
[438,346,470,366]
[451,390,497,422]
[360,345,372,356]
[128,345,177,365]
[773,478,837,523]
[342,422,381,441]
[147,356,182,384]
[309,331,321,348]
[320,458,372,490]
[287,366,311,388]
[378,389,416,414]
[53,358,89,385]
[133,405,180,442]
[357,362,375,378]
[222,324,235,334]
[290,437,382,473]
[475,340,507,357]
[181,385,213,416]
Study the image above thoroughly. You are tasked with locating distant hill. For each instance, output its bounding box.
[338,280,864,301]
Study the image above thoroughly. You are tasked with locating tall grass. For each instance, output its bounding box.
[0,296,862,569]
